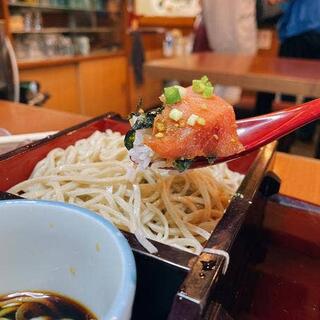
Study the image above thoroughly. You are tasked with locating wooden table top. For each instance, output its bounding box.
[0,100,319,205]
[145,52,320,97]
[273,152,320,206]
[0,100,89,134]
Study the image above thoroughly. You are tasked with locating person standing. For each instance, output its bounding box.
[202,0,257,105]
[256,0,320,148]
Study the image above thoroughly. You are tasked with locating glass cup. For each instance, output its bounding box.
[33,11,42,31]
[23,11,33,32]
[75,36,90,55]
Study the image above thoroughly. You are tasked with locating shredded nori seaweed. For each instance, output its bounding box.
[132,106,164,130]
[207,156,216,165]
[125,105,164,150]
[173,158,193,172]
[124,129,136,150]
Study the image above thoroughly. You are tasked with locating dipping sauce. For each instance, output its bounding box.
[0,291,96,320]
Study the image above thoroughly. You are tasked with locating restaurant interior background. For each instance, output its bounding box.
[0,1,320,320]
[0,0,265,115]
[0,0,313,155]
[0,0,205,112]
[1,0,318,160]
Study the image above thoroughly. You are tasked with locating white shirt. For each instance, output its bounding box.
[202,0,257,103]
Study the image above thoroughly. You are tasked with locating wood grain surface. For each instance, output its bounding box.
[18,51,125,70]
[78,56,129,116]
[20,64,81,114]
[0,100,89,134]
[272,152,320,206]
[145,53,320,97]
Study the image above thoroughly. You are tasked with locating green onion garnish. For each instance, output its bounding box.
[164,86,181,105]
[192,80,205,93]
[203,86,214,98]
[192,75,214,98]
[201,75,209,84]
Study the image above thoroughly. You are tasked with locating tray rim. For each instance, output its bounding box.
[168,142,278,319]
[0,112,123,162]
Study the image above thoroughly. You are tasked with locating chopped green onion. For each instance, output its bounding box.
[164,86,181,105]
[187,114,199,126]
[192,80,205,93]
[169,108,183,121]
[203,86,214,98]
[192,75,214,98]
[201,75,209,85]
[174,85,187,98]
[197,117,206,125]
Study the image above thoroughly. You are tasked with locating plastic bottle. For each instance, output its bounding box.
[163,32,174,57]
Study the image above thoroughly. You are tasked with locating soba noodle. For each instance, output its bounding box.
[8,130,243,254]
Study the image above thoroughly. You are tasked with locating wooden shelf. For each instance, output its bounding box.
[17,49,125,69]
[12,27,115,34]
[2,1,129,115]
[138,16,195,29]
[8,2,107,13]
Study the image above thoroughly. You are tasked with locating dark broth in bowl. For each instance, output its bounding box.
[0,291,96,320]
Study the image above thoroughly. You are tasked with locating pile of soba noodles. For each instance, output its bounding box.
[8,130,243,254]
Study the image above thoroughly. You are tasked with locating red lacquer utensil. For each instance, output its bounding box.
[189,98,320,169]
